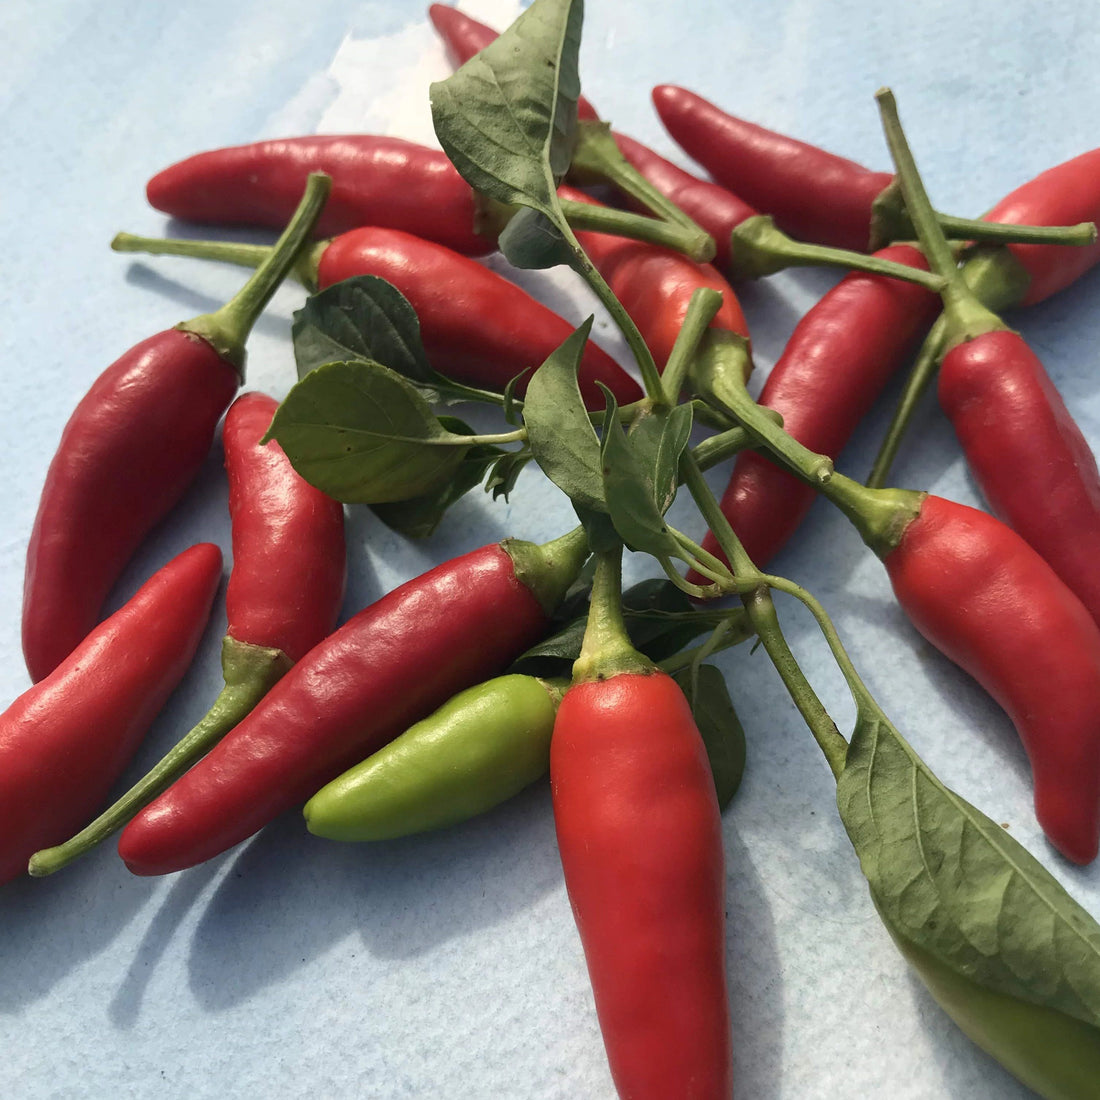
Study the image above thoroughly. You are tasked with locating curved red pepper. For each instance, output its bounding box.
[562,187,749,371]
[977,147,1100,306]
[313,227,643,406]
[551,670,731,1097]
[938,329,1100,627]
[147,135,492,256]
[118,534,586,875]
[428,3,600,120]
[224,392,346,661]
[691,245,939,575]
[652,84,892,252]
[23,330,239,683]
[1,543,222,884]
[884,495,1100,865]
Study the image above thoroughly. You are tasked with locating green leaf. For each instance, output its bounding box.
[266,360,469,504]
[672,664,746,811]
[429,0,583,215]
[484,449,531,501]
[573,504,619,554]
[523,318,606,511]
[600,400,681,557]
[629,404,694,514]
[497,206,578,272]
[292,276,431,384]
[836,708,1100,1029]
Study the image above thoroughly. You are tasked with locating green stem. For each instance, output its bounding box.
[865,314,948,489]
[870,178,1097,250]
[661,287,724,403]
[573,546,652,682]
[875,90,1007,348]
[177,173,331,372]
[657,611,754,673]
[27,638,291,876]
[568,119,705,236]
[506,525,591,616]
[678,451,849,774]
[658,555,722,600]
[563,224,663,400]
[728,215,946,290]
[691,410,783,471]
[561,199,715,263]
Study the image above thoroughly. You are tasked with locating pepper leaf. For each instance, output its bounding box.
[523,318,606,511]
[265,360,469,504]
[672,664,746,811]
[837,706,1100,1029]
[498,207,580,272]
[429,0,583,272]
[628,404,694,515]
[292,276,431,384]
[600,399,682,557]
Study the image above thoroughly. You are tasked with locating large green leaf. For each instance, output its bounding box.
[523,318,605,511]
[837,709,1100,1028]
[430,0,583,271]
[265,360,468,504]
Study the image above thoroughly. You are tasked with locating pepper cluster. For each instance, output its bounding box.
[7,2,1100,1098]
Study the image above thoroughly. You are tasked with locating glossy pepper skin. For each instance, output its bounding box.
[938,330,1100,628]
[883,494,1100,865]
[224,392,346,661]
[313,227,642,407]
[118,535,585,875]
[562,186,749,371]
[304,673,559,841]
[428,3,600,120]
[0,543,221,884]
[23,330,239,683]
[147,135,492,256]
[551,670,732,1098]
[977,147,1100,306]
[652,84,892,252]
[692,244,938,574]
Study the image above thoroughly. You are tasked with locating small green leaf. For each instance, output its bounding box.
[292,276,431,384]
[837,708,1100,1029]
[672,664,746,810]
[573,504,619,554]
[429,0,583,215]
[524,318,606,511]
[485,449,531,501]
[498,206,578,272]
[629,404,693,514]
[601,400,681,557]
[266,360,468,504]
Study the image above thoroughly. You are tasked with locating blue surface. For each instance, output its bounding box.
[3,1,1100,1096]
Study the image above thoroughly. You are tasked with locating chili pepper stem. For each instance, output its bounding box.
[662,287,725,404]
[729,215,947,290]
[560,199,716,263]
[28,637,291,876]
[573,547,655,682]
[505,526,591,616]
[875,90,1008,350]
[176,172,332,371]
[111,232,327,294]
[866,315,948,489]
[870,178,1098,251]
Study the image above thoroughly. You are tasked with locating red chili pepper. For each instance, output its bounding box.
[23,175,330,684]
[937,330,1100,630]
[223,391,346,662]
[689,244,939,576]
[966,147,1100,307]
[652,84,892,252]
[110,226,642,409]
[146,135,494,256]
[552,672,730,1097]
[117,529,590,875]
[562,186,749,372]
[428,3,600,121]
[0,543,222,885]
[882,494,1100,865]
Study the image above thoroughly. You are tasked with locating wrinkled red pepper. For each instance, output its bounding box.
[2,543,222,884]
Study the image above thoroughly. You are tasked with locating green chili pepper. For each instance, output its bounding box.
[303,674,563,841]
